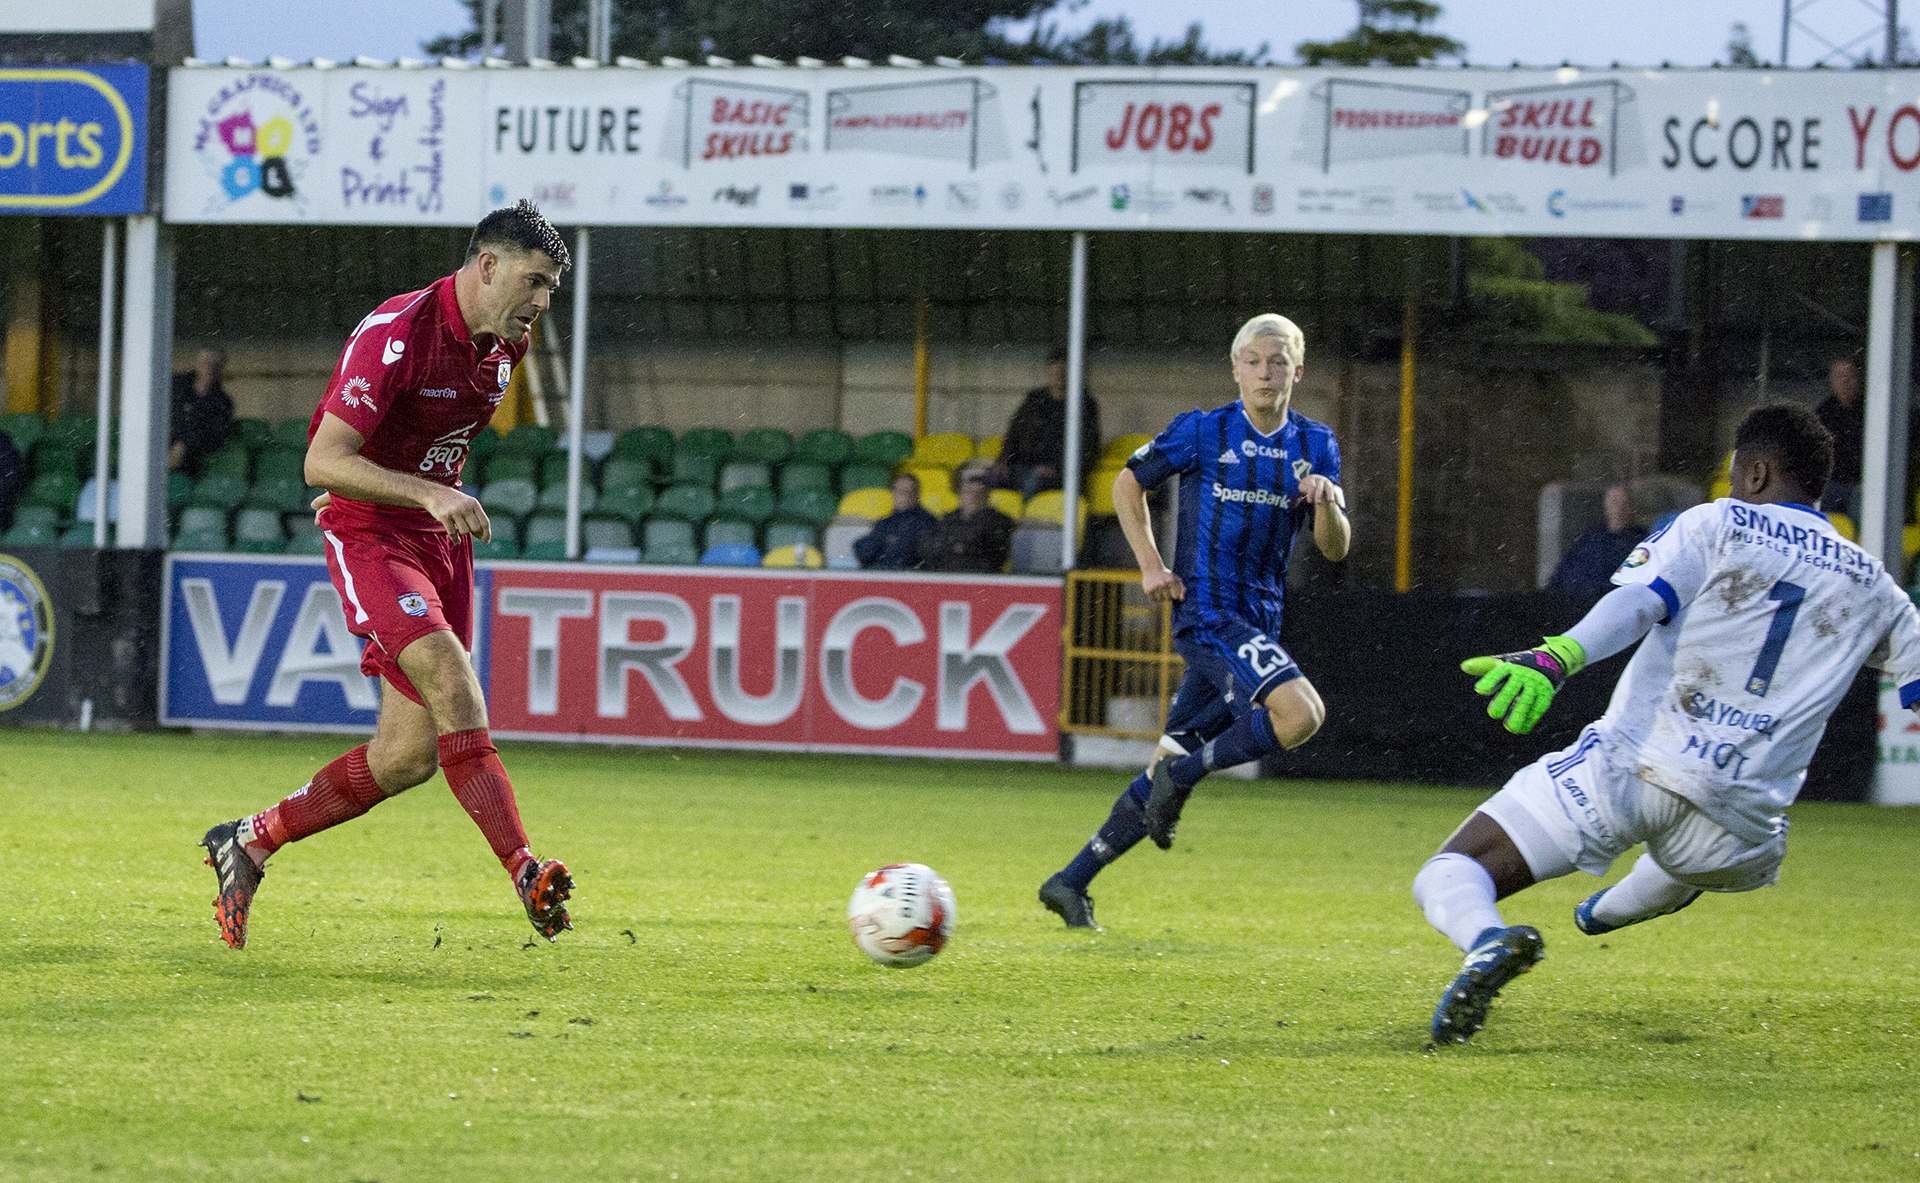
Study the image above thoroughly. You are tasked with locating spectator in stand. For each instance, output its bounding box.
[170,347,234,478]
[853,473,935,571]
[922,471,1016,573]
[989,344,1101,500]
[0,422,20,531]
[1548,484,1645,605]
[1815,356,1863,518]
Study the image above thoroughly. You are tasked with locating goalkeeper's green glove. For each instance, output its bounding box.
[1460,635,1586,735]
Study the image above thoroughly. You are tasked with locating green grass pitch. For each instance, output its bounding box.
[3,731,1920,1181]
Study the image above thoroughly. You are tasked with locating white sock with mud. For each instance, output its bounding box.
[1414,853,1505,952]
[1592,853,1698,927]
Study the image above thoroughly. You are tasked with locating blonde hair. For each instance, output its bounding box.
[1229,313,1305,366]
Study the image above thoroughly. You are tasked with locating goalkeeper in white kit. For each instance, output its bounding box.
[1414,403,1920,1045]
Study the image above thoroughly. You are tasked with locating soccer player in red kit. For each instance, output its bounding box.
[198,201,575,948]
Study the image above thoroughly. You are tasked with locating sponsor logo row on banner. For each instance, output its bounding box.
[160,555,1061,760]
[166,63,1920,238]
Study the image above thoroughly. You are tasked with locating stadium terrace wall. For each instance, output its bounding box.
[0,546,163,730]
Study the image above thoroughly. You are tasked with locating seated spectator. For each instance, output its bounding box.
[1548,484,1645,604]
[853,474,935,571]
[170,347,234,477]
[1816,356,1863,518]
[988,345,1101,500]
[0,422,19,531]
[922,471,1016,573]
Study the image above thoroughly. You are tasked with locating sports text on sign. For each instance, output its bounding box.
[0,65,146,213]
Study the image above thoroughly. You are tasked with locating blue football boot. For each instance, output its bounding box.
[1430,925,1544,1045]
[1574,884,1702,936]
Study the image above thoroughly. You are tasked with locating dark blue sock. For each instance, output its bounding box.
[1170,707,1279,789]
[1057,774,1152,892]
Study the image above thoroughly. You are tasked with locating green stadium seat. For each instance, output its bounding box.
[778,461,833,496]
[669,452,718,487]
[713,484,775,525]
[272,417,310,451]
[523,514,567,550]
[598,483,655,522]
[191,473,249,510]
[254,447,305,483]
[45,414,98,450]
[642,518,699,566]
[284,532,327,556]
[735,427,793,465]
[853,431,913,467]
[838,462,892,495]
[170,527,228,552]
[2,412,45,452]
[676,427,733,461]
[284,513,321,540]
[472,535,520,560]
[482,453,536,484]
[467,427,500,459]
[234,507,285,551]
[582,517,634,551]
[538,452,593,487]
[763,521,817,552]
[60,522,110,546]
[25,471,80,511]
[536,480,597,514]
[500,424,556,455]
[521,539,568,561]
[234,418,272,449]
[2,520,59,547]
[201,443,251,481]
[703,518,758,550]
[11,505,59,532]
[652,483,715,522]
[794,428,853,467]
[175,506,227,536]
[612,425,673,464]
[774,487,838,529]
[30,441,79,478]
[247,475,308,513]
[480,478,538,520]
[719,460,771,494]
[599,456,654,491]
[166,471,194,508]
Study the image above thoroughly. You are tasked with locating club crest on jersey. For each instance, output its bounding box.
[1621,545,1651,569]
[1219,448,1239,465]
[397,593,430,617]
[497,361,512,390]
[1292,458,1313,480]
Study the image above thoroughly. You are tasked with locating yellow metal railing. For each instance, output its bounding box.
[1060,569,1183,740]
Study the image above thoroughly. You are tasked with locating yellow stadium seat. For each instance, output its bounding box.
[1023,490,1088,533]
[1102,433,1151,464]
[1708,479,1731,501]
[837,488,894,520]
[761,544,824,569]
[1085,467,1125,515]
[1903,523,1920,561]
[977,435,1003,461]
[921,487,959,515]
[988,488,1023,519]
[1830,512,1857,542]
[900,465,952,495]
[911,432,974,469]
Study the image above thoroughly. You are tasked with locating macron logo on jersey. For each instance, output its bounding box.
[382,338,405,365]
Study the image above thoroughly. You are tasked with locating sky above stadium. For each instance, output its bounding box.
[189,1,1845,70]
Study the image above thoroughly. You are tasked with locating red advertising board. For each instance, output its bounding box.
[485,564,1063,759]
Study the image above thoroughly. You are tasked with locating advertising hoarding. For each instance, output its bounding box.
[162,554,1061,760]
[165,62,1920,239]
[1,64,147,215]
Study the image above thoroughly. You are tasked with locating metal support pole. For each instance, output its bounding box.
[912,298,929,439]
[588,0,612,63]
[481,0,497,57]
[1060,231,1089,573]
[1862,240,1912,566]
[117,215,173,549]
[93,220,117,547]
[1781,0,1792,66]
[564,226,590,559]
[1395,295,1418,592]
[1891,0,1902,65]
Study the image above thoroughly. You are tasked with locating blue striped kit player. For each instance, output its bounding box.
[1040,313,1351,929]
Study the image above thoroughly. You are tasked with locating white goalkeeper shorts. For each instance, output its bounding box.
[1477,726,1787,893]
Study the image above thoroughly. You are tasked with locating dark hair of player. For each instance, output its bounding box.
[1735,402,1834,501]
[466,200,571,270]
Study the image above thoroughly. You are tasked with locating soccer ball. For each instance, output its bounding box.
[847,863,956,968]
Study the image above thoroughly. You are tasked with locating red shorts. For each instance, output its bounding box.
[320,519,473,706]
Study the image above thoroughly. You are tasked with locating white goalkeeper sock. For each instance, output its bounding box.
[1592,853,1700,927]
[1414,853,1505,952]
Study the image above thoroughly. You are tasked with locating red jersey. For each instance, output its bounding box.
[309,274,525,533]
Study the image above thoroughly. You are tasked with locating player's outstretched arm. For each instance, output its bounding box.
[1113,466,1183,603]
[1298,474,1349,562]
[306,413,492,543]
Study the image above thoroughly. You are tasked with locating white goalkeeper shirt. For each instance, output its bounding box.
[1598,498,1920,843]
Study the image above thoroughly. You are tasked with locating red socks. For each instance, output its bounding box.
[438,728,535,882]
[240,745,385,863]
